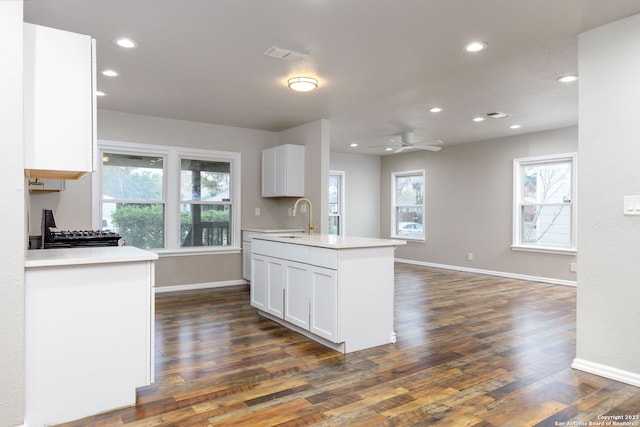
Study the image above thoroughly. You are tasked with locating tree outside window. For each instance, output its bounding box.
[513,153,577,252]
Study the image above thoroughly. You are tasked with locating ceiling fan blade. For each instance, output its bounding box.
[414,145,442,152]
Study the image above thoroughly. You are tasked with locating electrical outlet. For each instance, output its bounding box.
[288,207,292,216]
[255,207,261,216]
[570,262,577,273]
[467,252,474,261]
[300,204,307,213]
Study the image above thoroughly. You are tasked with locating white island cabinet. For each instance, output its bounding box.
[251,234,405,353]
[25,246,158,427]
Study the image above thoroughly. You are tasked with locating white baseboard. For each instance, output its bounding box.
[572,358,640,388]
[154,279,248,294]
[395,258,577,287]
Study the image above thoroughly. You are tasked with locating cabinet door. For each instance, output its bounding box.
[310,266,339,342]
[284,262,310,330]
[24,23,96,179]
[242,240,252,280]
[261,148,277,197]
[265,258,285,318]
[250,255,267,310]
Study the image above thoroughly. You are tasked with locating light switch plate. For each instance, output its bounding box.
[624,196,640,215]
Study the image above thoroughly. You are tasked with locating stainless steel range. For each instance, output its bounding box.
[41,209,122,249]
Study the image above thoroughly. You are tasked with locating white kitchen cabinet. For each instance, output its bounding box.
[242,229,304,280]
[23,23,97,180]
[24,247,157,427]
[261,144,305,197]
[251,253,285,318]
[250,235,401,353]
[284,261,311,330]
[309,265,338,342]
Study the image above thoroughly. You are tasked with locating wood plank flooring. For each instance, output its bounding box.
[57,264,640,426]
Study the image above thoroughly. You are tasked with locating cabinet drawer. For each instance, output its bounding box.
[284,245,337,270]
[252,239,285,258]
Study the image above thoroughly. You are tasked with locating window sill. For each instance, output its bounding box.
[391,235,425,243]
[153,247,242,258]
[511,245,577,256]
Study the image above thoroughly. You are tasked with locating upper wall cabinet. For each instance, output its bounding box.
[261,144,305,197]
[24,23,97,180]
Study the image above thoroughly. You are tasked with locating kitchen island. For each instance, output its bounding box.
[25,246,158,427]
[250,234,405,353]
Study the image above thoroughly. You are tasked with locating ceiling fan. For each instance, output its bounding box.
[370,131,443,153]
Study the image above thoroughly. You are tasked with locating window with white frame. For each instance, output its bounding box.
[392,170,425,240]
[513,153,577,253]
[96,141,241,253]
[328,171,344,235]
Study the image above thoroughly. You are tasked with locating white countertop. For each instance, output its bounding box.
[25,246,159,268]
[242,228,305,233]
[252,233,406,249]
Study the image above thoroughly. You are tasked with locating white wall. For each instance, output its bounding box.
[0,1,25,425]
[573,13,640,386]
[381,127,578,283]
[330,152,381,238]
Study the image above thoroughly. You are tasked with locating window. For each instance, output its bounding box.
[328,171,344,235]
[392,170,425,240]
[180,159,231,247]
[101,152,165,249]
[95,141,241,253]
[513,153,577,253]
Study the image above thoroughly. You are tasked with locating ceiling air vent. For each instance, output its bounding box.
[485,112,510,119]
[262,45,309,62]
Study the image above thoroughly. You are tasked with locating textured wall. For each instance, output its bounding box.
[0,2,25,425]
[381,127,578,282]
[576,13,640,379]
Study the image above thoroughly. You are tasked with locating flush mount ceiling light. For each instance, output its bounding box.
[464,41,488,53]
[510,124,522,129]
[96,90,107,97]
[112,37,138,49]
[557,75,578,83]
[429,107,443,113]
[287,76,318,92]
[349,143,359,148]
[472,117,485,122]
[100,69,119,77]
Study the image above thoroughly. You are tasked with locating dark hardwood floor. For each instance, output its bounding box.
[58,263,640,426]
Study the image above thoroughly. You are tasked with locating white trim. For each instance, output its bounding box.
[395,258,577,287]
[391,169,426,240]
[93,139,241,252]
[512,152,577,252]
[572,358,640,388]
[329,170,345,235]
[154,279,247,293]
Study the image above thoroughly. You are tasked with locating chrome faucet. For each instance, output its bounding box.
[292,197,315,235]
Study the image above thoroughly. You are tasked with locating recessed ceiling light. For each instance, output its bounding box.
[472,117,485,122]
[510,124,522,129]
[430,107,443,113]
[96,91,107,97]
[350,143,359,148]
[464,41,488,53]
[287,76,318,92]
[384,147,393,151]
[112,37,138,49]
[557,75,578,83]
[100,69,119,77]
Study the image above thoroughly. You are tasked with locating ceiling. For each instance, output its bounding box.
[23,0,640,156]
